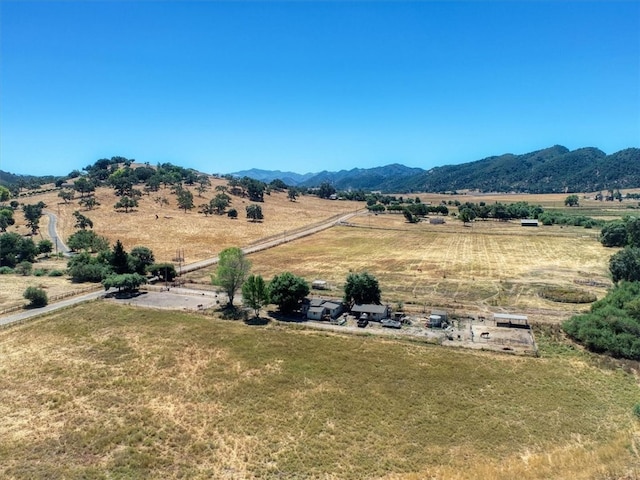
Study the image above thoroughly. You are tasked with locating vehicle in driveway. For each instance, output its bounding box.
[357,317,369,328]
[381,318,402,329]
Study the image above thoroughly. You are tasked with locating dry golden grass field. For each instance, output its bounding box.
[0,302,638,479]
[26,180,362,263]
[2,186,640,479]
[5,185,635,320]
[0,257,98,313]
[187,213,614,324]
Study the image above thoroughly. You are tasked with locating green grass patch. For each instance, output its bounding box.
[0,302,638,479]
[539,286,597,303]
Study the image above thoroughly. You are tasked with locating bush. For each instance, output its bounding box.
[633,403,640,420]
[0,266,13,274]
[48,269,65,277]
[562,282,640,360]
[23,286,48,308]
[15,261,33,276]
[33,269,48,277]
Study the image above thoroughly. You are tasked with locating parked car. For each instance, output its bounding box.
[381,318,402,329]
[357,318,369,328]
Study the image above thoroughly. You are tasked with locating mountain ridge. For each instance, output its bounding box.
[2,145,638,194]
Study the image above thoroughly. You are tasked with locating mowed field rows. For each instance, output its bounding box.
[200,214,614,323]
[0,303,638,479]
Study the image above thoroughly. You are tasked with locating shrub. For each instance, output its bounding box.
[633,403,640,420]
[562,282,640,360]
[0,266,13,274]
[33,269,48,277]
[48,269,65,277]
[23,286,48,308]
[15,261,33,276]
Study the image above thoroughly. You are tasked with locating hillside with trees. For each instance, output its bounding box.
[252,145,640,194]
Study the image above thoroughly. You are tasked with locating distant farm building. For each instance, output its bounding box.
[520,219,539,227]
[429,217,446,225]
[312,280,329,290]
[351,304,391,321]
[494,313,530,329]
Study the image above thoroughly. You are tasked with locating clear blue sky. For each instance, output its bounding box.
[1,1,639,176]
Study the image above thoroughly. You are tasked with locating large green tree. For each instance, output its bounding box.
[242,274,269,318]
[212,247,251,308]
[626,216,640,248]
[102,273,147,292]
[600,221,629,247]
[564,194,580,207]
[111,240,132,274]
[176,188,195,212]
[609,247,640,284]
[246,204,263,222]
[73,211,93,230]
[0,209,15,232]
[0,185,11,202]
[67,230,109,252]
[211,193,231,215]
[22,202,45,235]
[130,246,155,275]
[0,232,37,267]
[269,272,309,313]
[114,196,138,213]
[344,272,381,305]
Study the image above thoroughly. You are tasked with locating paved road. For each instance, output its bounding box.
[180,210,361,273]
[1,210,363,328]
[45,211,71,255]
[0,289,107,328]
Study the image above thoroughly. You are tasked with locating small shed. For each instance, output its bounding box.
[494,313,530,329]
[521,219,539,227]
[429,217,445,225]
[307,306,326,320]
[351,304,390,321]
[312,280,328,290]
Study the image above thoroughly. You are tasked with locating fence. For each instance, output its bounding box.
[0,285,101,317]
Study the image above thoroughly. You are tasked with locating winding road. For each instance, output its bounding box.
[0,209,363,327]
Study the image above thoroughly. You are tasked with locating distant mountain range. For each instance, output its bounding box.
[2,145,638,194]
[232,145,640,193]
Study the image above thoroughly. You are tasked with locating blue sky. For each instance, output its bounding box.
[1,1,639,176]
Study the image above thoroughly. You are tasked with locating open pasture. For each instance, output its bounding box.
[0,302,638,479]
[222,214,614,324]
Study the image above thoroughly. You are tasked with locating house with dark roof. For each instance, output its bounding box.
[350,304,390,321]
